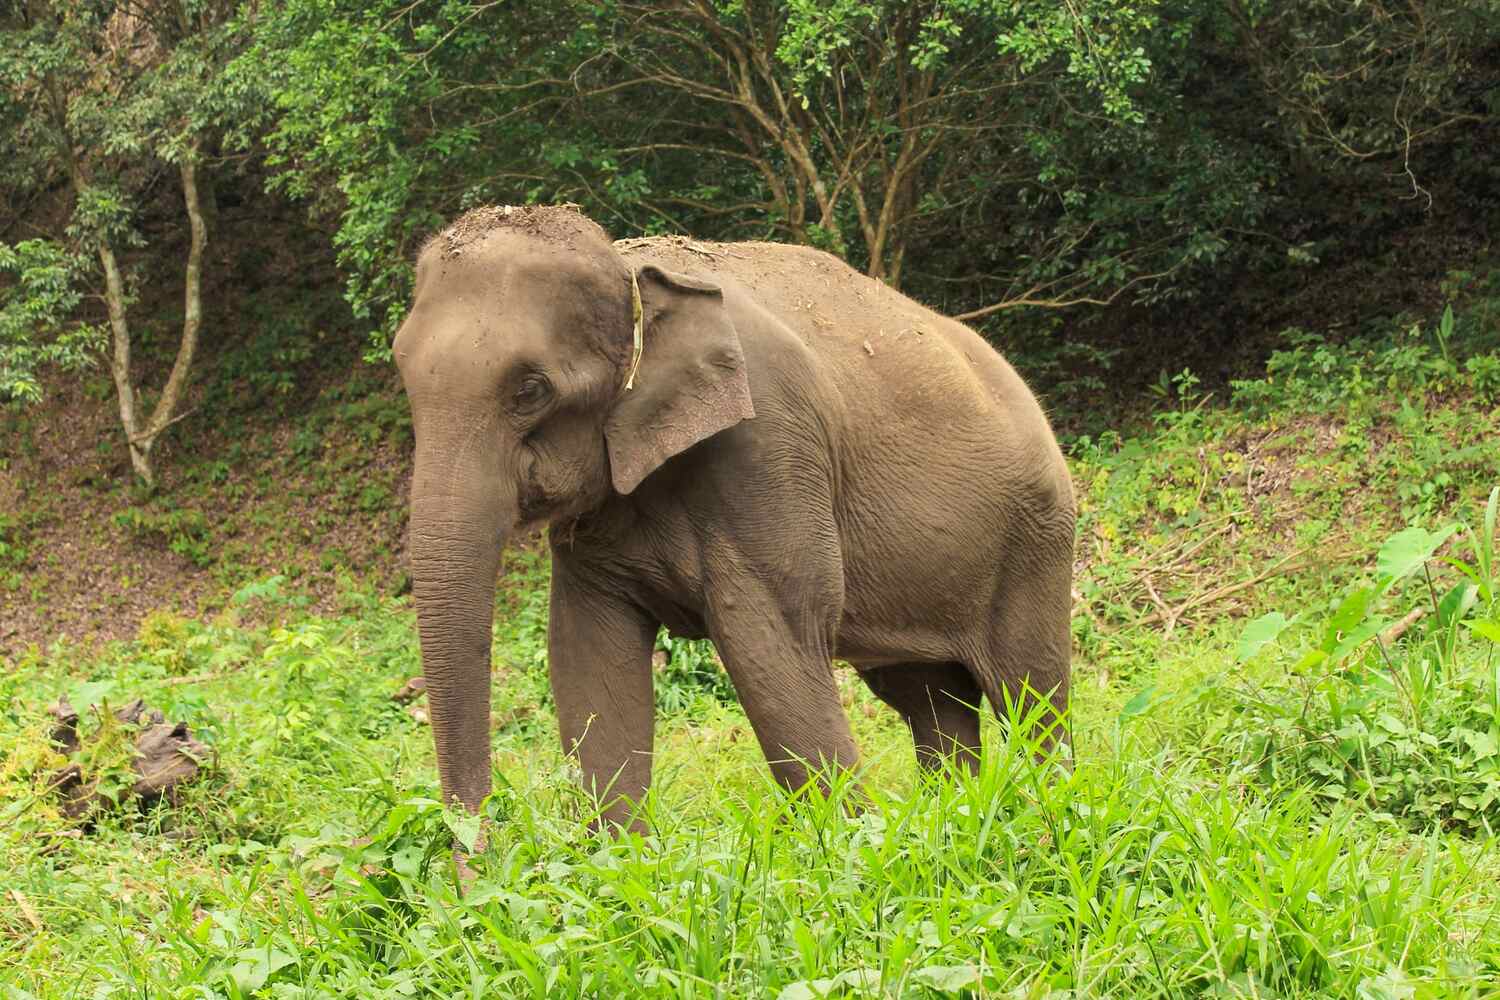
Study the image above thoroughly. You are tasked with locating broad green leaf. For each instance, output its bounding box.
[1376,525,1458,583]
[833,969,881,991]
[1460,730,1498,759]
[1237,612,1291,663]
[911,965,983,992]
[1435,581,1478,631]
[1375,713,1408,735]
[443,808,483,853]
[1293,648,1329,672]
[1119,685,1156,720]
[906,965,978,995]
[66,679,117,710]
[776,979,839,1000]
[1330,617,1388,664]
[227,948,296,994]
[1327,587,1375,644]
[1461,620,1500,644]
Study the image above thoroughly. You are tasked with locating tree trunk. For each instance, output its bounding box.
[98,241,149,482]
[106,152,210,487]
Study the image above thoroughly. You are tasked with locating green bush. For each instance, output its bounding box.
[1230,307,1498,417]
[1210,490,1500,834]
[112,505,213,568]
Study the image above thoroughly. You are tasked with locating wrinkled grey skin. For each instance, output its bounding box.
[395,206,1075,825]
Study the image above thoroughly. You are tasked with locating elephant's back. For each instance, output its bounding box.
[618,235,1073,659]
[616,235,1064,478]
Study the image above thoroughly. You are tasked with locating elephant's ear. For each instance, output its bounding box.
[605,265,755,494]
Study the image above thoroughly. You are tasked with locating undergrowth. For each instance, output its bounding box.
[2,310,1499,997]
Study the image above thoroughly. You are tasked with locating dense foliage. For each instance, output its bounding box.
[4,1,1497,480]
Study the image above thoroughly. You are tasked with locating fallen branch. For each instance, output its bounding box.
[1138,546,1315,634]
[1380,607,1427,645]
[11,890,42,933]
[156,672,225,687]
[1139,517,1237,576]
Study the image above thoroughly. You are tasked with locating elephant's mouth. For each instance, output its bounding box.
[516,474,558,529]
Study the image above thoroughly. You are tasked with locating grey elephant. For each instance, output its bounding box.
[395,205,1075,825]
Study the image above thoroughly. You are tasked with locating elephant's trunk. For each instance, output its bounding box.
[407,432,511,813]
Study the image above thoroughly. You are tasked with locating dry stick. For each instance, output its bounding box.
[1141,573,1171,620]
[11,890,42,933]
[1116,516,1244,633]
[1139,546,1315,632]
[1380,607,1427,645]
[1142,519,1236,577]
[156,672,224,687]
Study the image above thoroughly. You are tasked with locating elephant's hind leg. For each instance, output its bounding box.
[973,534,1074,759]
[861,662,982,774]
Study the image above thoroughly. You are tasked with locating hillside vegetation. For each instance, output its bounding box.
[4,323,1500,996]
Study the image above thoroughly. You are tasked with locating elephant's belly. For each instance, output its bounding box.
[641,595,711,642]
[831,466,1017,666]
[834,538,994,667]
[833,601,979,669]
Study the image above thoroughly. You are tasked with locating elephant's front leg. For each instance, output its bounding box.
[547,565,658,831]
[705,549,859,794]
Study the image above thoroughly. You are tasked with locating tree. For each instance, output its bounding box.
[597,1,1157,287]
[245,0,1499,394]
[249,0,1175,350]
[0,0,248,486]
[0,241,103,403]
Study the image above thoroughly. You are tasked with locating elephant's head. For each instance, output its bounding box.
[394,206,754,812]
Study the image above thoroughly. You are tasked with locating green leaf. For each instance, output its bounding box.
[833,969,880,992]
[1375,713,1407,736]
[1435,581,1478,631]
[1329,617,1389,665]
[1376,525,1458,583]
[1237,612,1291,663]
[227,947,296,994]
[776,979,839,1000]
[66,679,117,710]
[1327,588,1375,643]
[1459,730,1498,759]
[443,808,482,853]
[1293,648,1329,673]
[911,965,983,992]
[1461,620,1500,644]
[1119,685,1156,721]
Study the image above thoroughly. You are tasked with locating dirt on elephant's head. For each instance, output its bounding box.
[432,203,610,259]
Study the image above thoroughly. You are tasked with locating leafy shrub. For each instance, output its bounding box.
[1212,490,1500,833]
[1230,307,1497,417]
[654,632,738,714]
[112,505,212,567]
[1467,354,1500,404]
[0,509,43,589]
[0,240,104,404]
[136,610,204,676]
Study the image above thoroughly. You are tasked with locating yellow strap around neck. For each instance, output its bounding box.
[624,270,644,390]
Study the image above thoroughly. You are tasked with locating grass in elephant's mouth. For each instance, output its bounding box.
[4,380,1500,997]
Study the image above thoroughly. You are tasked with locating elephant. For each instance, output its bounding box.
[395,204,1075,826]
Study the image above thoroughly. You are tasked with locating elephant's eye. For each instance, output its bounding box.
[514,373,551,408]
